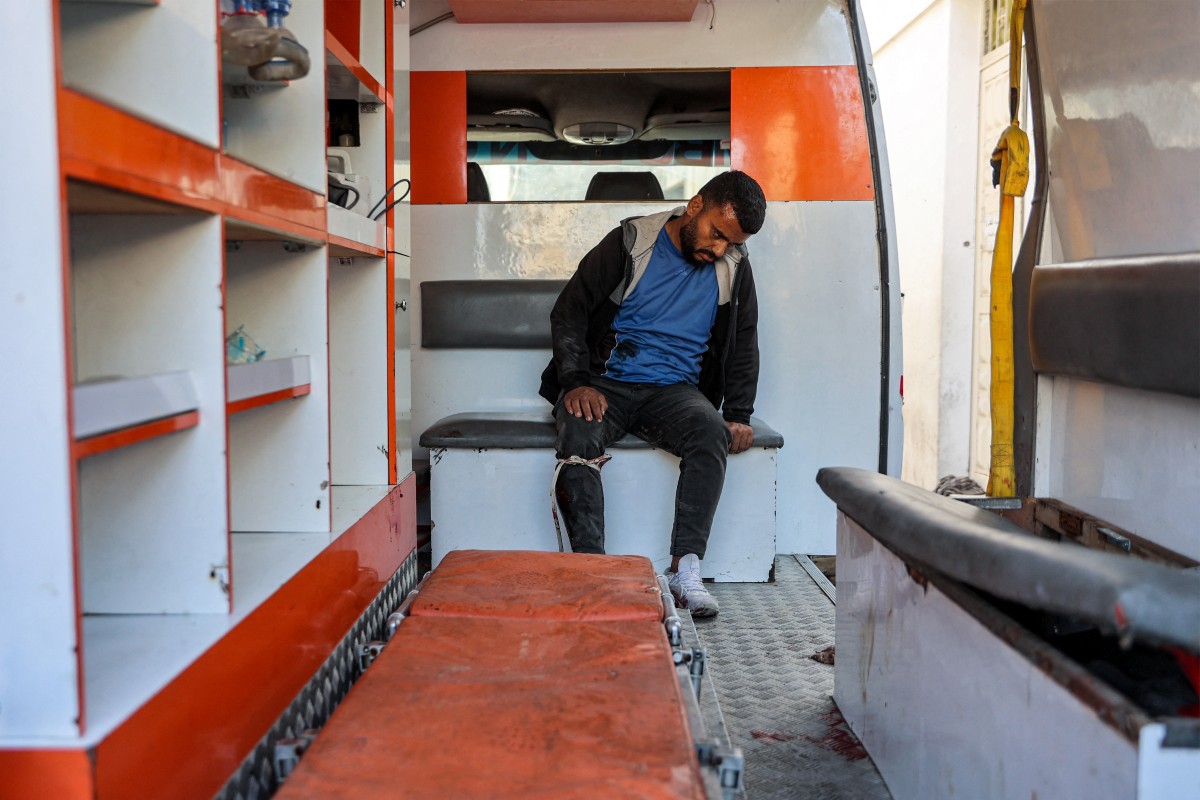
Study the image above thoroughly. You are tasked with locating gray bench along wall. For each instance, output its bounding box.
[418,279,783,581]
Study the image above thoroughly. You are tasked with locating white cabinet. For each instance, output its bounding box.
[1,1,408,782]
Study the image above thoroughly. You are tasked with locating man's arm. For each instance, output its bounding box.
[722,260,760,452]
[549,225,626,404]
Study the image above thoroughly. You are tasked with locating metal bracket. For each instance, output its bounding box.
[359,102,380,114]
[1098,525,1132,553]
[209,562,230,598]
[673,646,707,699]
[710,745,745,793]
[337,257,354,266]
[283,241,307,253]
[356,641,385,673]
[385,572,431,640]
[274,728,319,781]
[658,575,682,647]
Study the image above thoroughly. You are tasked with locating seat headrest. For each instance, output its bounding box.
[585,172,664,201]
[467,162,490,202]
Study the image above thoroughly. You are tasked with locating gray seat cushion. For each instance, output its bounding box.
[420,412,784,450]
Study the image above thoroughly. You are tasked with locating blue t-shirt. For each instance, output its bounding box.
[604,227,718,385]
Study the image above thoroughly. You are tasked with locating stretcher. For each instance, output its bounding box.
[275,550,742,799]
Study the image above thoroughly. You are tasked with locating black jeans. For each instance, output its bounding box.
[554,376,732,558]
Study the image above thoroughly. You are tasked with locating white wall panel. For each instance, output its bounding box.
[0,0,80,739]
[413,0,855,71]
[1046,376,1200,561]
[752,202,882,554]
[60,0,219,146]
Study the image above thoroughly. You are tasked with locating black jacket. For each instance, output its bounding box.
[538,208,760,424]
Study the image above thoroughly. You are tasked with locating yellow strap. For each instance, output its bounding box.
[1008,0,1028,123]
[987,0,1030,498]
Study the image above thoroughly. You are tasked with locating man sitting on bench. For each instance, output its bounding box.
[538,170,767,618]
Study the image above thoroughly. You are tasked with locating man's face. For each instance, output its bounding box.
[678,201,751,267]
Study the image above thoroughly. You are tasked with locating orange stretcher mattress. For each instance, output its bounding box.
[275,615,705,799]
[408,549,665,622]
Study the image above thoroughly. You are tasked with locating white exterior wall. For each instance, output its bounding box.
[863,0,981,489]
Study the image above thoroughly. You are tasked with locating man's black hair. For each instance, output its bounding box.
[698,170,767,235]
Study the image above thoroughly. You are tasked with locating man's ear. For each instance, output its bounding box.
[686,194,705,217]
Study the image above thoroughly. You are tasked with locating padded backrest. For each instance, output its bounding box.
[585,171,664,201]
[421,279,565,348]
[466,162,491,202]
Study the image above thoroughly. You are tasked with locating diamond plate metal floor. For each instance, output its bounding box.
[690,555,892,799]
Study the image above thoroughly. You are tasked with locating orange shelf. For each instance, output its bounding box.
[227,384,311,415]
[59,88,223,215]
[329,233,386,258]
[325,30,385,102]
[220,155,327,243]
[58,89,327,242]
[72,411,200,461]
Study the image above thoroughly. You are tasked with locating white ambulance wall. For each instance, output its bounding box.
[1039,376,1200,563]
[410,202,882,555]
[409,0,889,554]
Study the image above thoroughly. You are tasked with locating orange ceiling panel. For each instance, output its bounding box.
[447,0,698,24]
[731,66,874,202]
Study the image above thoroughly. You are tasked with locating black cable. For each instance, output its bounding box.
[336,184,360,210]
[388,250,410,258]
[366,178,411,219]
[372,196,406,221]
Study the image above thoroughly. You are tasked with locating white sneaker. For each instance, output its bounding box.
[667,554,719,618]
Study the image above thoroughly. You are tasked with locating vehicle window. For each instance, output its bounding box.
[467,70,731,202]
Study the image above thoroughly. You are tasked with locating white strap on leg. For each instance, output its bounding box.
[551,454,612,553]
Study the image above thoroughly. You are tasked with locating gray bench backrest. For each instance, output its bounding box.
[421,280,566,349]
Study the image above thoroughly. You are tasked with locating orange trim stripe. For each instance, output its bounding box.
[324,0,362,62]
[227,384,311,415]
[731,66,874,202]
[0,749,94,800]
[72,411,200,461]
[93,479,417,800]
[384,0,398,484]
[411,72,467,205]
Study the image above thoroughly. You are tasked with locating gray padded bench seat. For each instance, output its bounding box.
[420,412,785,451]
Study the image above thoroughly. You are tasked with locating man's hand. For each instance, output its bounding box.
[564,386,608,422]
[727,421,753,454]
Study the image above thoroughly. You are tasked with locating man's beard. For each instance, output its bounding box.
[679,218,717,266]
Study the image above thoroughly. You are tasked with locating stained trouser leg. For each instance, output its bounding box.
[632,383,732,559]
[553,379,631,554]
